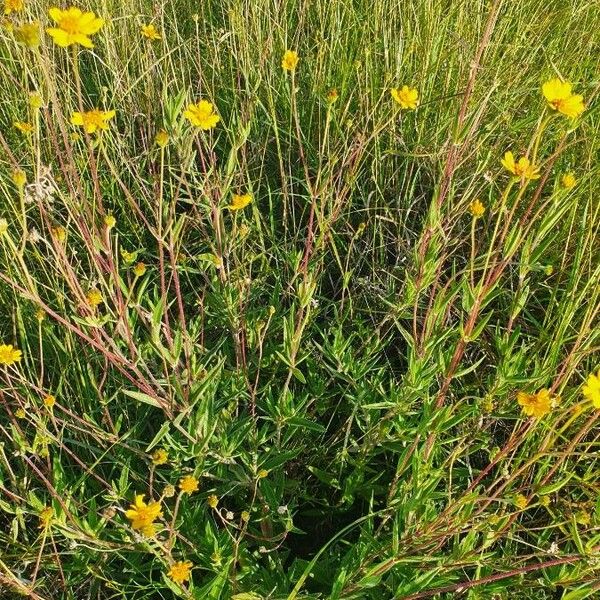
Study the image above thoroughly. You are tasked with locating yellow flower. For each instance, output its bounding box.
[515,494,528,510]
[121,249,136,264]
[86,288,103,307]
[227,193,252,211]
[125,494,162,536]
[15,407,26,419]
[0,218,8,235]
[257,469,269,479]
[241,510,250,522]
[43,394,56,408]
[46,7,104,48]
[390,85,419,110]
[38,506,54,528]
[183,100,220,130]
[167,560,192,585]
[207,494,218,508]
[14,22,40,48]
[70,109,115,134]
[0,344,22,366]
[14,121,34,134]
[326,89,339,103]
[281,49,299,72]
[469,199,485,218]
[12,169,26,188]
[151,448,168,465]
[155,129,169,147]
[104,214,116,229]
[133,262,147,277]
[4,0,23,15]
[561,172,576,189]
[582,369,600,409]
[542,78,585,119]
[517,388,553,418]
[29,93,43,110]
[501,151,540,180]
[141,23,160,40]
[52,226,66,242]
[179,475,199,494]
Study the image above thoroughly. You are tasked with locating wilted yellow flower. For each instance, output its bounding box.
[151,448,168,465]
[70,109,115,134]
[4,0,23,15]
[11,169,26,188]
[14,121,33,134]
[163,484,175,498]
[0,218,8,235]
[168,560,192,585]
[542,78,585,119]
[582,369,600,409]
[39,506,54,528]
[155,129,169,148]
[227,193,252,211]
[326,88,339,103]
[281,49,299,72]
[390,85,419,110]
[515,494,528,509]
[501,151,540,180]
[141,23,160,40]
[0,344,22,366]
[241,510,250,522]
[14,22,40,48]
[179,475,199,494]
[43,394,56,408]
[104,214,116,229]
[133,262,146,277]
[125,494,162,537]
[46,7,104,48]
[561,172,576,189]
[52,226,66,242]
[469,199,485,218]
[517,388,553,418]
[207,494,218,508]
[35,308,45,321]
[86,288,103,307]
[183,100,220,130]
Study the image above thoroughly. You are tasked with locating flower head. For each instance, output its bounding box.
[0,218,8,235]
[390,86,419,110]
[561,172,576,189]
[104,214,116,229]
[14,22,40,48]
[168,560,192,585]
[4,0,23,15]
[133,262,147,277]
[179,475,199,494]
[183,100,220,130]
[155,130,169,148]
[326,89,339,104]
[542,78,585,119]
[515,494,528,509]
[582,369,600,409]
[43,394,56,408]
[501,151,540,180]
[47,7,104,48]
[151,448,168,465]
[14,121,34,134]
[227,193,252,211]
[469,199,485,218]
[125,494,162,536]
[207,494,218,509]
[86,288,103,307]
[517,388,554,418]
[0,344,22,366]
[70,109,115,134]
[141,23,160,40]
[38,506,54,528]
[12,169,26,188]
[281,49,299,72]
[52,226,66,242]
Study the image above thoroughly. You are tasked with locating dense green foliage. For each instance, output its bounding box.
[1,0,599,598]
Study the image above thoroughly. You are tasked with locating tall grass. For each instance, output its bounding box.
[0,0,599,598]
